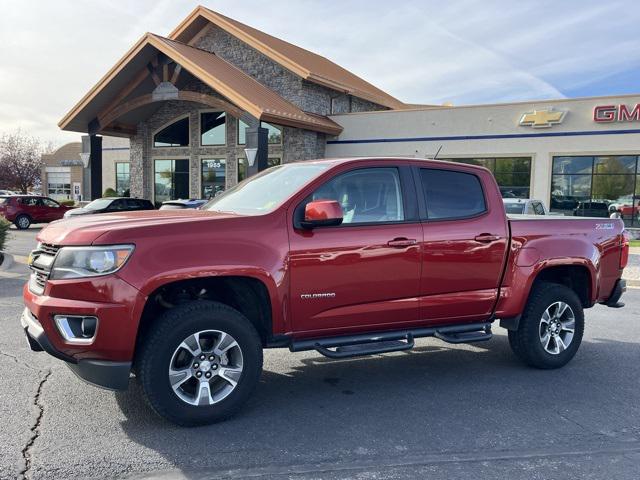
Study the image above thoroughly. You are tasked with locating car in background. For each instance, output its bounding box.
[0,195,74,229]
[503,198,548,215]
[64,197,155,219]
[573,201,610,218]
[159,199,208,210]
[0,190,17,196]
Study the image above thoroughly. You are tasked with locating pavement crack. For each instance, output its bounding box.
[0,349,42,373]
[19,369,51,480]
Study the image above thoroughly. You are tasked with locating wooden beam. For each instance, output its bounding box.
[162,63,169,82]
[95,67,150,125]
[147,63,161,86]
[170,64,182,85]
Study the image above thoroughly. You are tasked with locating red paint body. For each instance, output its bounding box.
[0,195,73,224]
[23,158,627,364]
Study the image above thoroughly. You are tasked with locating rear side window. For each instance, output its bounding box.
[420,169,486,220]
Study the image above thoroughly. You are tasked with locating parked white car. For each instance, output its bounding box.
[503,198,549,215]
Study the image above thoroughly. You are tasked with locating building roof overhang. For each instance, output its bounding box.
[169,6,406,110]
[58,33,343,136]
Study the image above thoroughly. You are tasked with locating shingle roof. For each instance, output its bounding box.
[170,6,406,110]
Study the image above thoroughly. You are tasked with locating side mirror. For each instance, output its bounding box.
[301,200,343,229]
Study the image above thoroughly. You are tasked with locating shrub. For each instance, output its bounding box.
[103,188,119,197]
[0,216,10,252]
[59,199,75,206]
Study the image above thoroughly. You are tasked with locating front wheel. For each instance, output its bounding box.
[508,282,584,369]
[136,301,263,426]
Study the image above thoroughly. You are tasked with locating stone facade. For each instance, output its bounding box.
[128,22,387,200]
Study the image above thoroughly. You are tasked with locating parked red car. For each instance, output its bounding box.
[0,195,74,229]
[21,158,628,426]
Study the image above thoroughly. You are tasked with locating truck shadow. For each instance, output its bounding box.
[114,334,640,477]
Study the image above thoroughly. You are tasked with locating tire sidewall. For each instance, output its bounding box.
[139,302,263,426]
[522,284,584,368]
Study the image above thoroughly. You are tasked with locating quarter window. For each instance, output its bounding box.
[420,169,486,220]
[311,168,404,224]
[154,117,189,147]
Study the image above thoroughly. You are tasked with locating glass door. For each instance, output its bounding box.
[154,159,189,207]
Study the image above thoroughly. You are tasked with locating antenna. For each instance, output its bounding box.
[433,145,443,160]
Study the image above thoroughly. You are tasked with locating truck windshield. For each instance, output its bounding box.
[203,163,331,215]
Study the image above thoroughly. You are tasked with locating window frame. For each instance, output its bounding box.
[200,156,227,199]
[412,166,489,222]
[293,165,418,230]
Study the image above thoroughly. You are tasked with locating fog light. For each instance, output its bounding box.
[54,315,98,344]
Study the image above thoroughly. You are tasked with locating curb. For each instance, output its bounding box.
[624,278,640,288]
[0,252,14,272]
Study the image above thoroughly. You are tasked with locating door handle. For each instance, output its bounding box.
[387,238,417,247]
[474,234,500,243]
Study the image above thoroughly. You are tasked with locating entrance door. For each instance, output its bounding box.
[154,159,189,207]
[288,166,422,336]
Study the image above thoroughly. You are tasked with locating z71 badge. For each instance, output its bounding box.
[595,223,614,230]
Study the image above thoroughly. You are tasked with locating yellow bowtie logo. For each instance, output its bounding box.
[519,109,566,128]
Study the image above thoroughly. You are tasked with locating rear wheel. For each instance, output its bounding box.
[136,301,263,426]
[508,282,584,369]
[15,214,31,230]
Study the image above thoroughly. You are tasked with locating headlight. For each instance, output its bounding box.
[50,245,134,280]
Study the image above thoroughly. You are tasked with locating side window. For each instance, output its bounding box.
[20,197,39,206]
[420,168,486,220]
[108,200,125,211]
[533,202,545,215]
[311,168,405,224]
[42,198,59,208]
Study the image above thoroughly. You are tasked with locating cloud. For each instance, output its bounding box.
[0,0,638,144]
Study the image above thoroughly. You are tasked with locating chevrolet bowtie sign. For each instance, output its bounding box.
[519,109,567,128]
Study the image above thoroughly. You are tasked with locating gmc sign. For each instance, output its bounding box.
[594,104,640,123]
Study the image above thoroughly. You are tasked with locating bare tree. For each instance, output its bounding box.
[0,130,47,193]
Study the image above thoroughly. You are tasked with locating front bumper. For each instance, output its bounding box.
[21,308,131,390]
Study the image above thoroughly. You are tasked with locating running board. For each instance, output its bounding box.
[290,322,492,359]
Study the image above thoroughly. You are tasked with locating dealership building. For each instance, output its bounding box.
[58,6,640,226]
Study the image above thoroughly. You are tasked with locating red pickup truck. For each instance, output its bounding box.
[22,158,628,426]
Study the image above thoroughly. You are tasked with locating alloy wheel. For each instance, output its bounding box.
[539,301,575,355]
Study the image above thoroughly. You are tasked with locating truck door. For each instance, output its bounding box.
[415,166,509,324]
[288,165,422,337]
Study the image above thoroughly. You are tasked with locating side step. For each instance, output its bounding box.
[316,336,414,359]
[290,322,492,359]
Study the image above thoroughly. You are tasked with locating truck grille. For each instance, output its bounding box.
[28,243,61,295]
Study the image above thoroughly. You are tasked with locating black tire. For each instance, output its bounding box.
[136,301,263,426]
[508,282,584,369]
[14,214,31,230]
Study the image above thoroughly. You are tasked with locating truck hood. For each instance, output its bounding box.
[37,209,244,246]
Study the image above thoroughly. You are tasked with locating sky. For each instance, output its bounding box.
[0,0,639,146]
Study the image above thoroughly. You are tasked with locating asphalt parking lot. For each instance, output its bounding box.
[1,228,639,479]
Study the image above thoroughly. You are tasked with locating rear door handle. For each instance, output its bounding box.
[474,234,501,243]
[387,238,417,247]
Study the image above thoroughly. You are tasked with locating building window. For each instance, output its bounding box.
[153,117,189,147]
[551,155,639,226]
[237,157,281,182]
[201,158,226,198]
[444,157,531,198]
[115,162,130,196]
[237,120,282,145]
[154,159,189,207]
[201,112,226,146]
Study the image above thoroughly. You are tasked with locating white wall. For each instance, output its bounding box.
[327,94,640,207]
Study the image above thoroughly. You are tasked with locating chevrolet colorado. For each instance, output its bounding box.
[22,158,628,426]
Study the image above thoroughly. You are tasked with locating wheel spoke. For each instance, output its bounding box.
[195,381,214,406]
[214,332,238,356]
[560,320,575,333]
[540,332,551,351]
[556,302,569,318]
[180,332,202,357]
[169,367,192,388]
[556,335,567,352]
[541,310,551,325]
[218,366,242,387]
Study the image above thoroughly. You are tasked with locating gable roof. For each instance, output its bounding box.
[169,6,406,110]
[58,33,343,135]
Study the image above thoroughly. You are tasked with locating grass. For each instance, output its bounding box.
[629,240,640,248]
